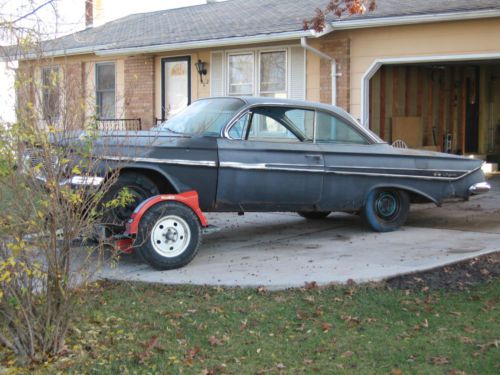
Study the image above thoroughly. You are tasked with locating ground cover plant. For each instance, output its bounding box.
[1,255,498,374]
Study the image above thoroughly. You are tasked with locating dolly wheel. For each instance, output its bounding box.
[136,201,201,270]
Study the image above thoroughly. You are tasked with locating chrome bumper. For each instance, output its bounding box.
[59,176,104,187]
[469,181,491,195]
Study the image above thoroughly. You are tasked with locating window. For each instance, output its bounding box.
[226,50,287,97]
[285,109,314,140]
[158,98,245,136]
[260,51,286,98]
[96,62,116,118]
[228,107,314,142]
[244,107,313,142]
[316,111,368,144]
[42,66,60,121]
[228,113,250,139]
[228,54,253,96]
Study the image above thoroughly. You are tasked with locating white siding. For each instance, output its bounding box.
[289,46,305,100]
[210,51,224,96]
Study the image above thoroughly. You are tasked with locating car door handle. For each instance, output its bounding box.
[304,154,322,160]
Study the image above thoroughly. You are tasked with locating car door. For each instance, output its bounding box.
[216,106,324,211]
[315,110,373,211]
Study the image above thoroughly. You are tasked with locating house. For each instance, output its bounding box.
[15,0,500,160]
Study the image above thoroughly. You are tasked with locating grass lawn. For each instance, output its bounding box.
[3,279,498,374]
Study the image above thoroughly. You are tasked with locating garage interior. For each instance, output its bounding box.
[368,62,500,166]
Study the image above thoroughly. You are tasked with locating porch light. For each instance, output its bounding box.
[195,59,207,84]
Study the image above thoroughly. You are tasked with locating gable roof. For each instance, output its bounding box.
[39,0,500,57]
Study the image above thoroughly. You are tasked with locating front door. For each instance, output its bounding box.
[216,107,324,211]
[161,56,191,120]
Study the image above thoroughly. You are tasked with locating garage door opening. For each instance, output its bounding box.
[368,61,500,160]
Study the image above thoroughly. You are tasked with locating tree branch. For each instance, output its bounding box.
[11,0,56,24]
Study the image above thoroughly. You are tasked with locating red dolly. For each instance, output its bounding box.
[114,191,216,270]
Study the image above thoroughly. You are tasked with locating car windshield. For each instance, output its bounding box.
[156,98,245,136]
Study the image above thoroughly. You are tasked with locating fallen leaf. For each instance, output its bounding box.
[463,326,476,334]
[304,281,318,290]
[256,286,267,294]
[208,336,223,347]
[341,315,360,325]
[391,369,403,375]
[431,356,449,365]
[341,350,354,358]
[185,347,200,365]
[137,336,160,364]
[459,336,474,344]
[320,322,332,332]
[480,268,490,276]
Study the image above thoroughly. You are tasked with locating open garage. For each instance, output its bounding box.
[368,61,500,157]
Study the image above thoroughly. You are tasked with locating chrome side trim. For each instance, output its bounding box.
[326,165,470,174]
[220,161,322,173]
[103,156,217,168]
[469,181,491,195]
[220,162,481,181]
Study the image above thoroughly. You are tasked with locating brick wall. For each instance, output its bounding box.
[62,62,85,130]
[319,38,350,111]
[124,56,155,129]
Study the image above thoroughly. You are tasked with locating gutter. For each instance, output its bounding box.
[330,9,500,30]
[95,30,314,56]
[300,37,341,106]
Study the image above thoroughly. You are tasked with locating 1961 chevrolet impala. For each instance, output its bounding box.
[87,97,489,269]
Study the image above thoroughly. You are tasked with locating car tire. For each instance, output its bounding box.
[363,188,409,232]
[101,172,159,232]
[135,201,202,270]
[297,211,331,220]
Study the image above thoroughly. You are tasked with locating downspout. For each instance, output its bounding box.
[300,36,340,106]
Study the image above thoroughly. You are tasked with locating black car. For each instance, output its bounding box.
[76,97,489,269]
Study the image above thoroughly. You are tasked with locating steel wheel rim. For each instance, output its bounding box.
[151,215,190,258]
[375,192,399,220]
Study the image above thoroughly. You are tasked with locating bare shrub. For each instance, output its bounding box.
[0,1,131,364]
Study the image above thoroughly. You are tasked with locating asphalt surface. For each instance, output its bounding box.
[97,175,500,289]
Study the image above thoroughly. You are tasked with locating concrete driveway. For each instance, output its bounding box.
[97,175,500,289]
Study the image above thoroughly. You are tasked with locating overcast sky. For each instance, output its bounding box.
[2,0,209,36]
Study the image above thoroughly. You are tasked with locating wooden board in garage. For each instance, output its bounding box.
[392,117,423,148]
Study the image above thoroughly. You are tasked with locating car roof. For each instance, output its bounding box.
[204,96,360,123]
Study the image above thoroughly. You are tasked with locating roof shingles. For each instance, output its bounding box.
[45,0,500,54]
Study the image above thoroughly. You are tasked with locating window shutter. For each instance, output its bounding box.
[210,51,225,96]
[289,46,305,100]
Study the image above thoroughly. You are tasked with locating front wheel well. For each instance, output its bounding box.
[111,168,178,195]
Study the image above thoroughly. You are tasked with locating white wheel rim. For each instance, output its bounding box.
[150,215,190,258]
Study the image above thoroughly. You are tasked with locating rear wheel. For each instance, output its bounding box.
[297,211,331,220]
[363,188,409,232]
[136,201,202,270]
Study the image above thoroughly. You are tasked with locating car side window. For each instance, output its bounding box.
[283,109,314,140]
[247,113,299,142]
[316,111,368,144]
[228,113,250,140]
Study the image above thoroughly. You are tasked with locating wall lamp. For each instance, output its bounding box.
[195,59,207,84]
